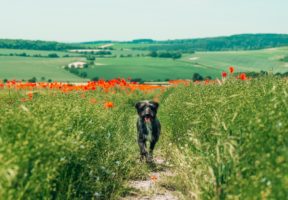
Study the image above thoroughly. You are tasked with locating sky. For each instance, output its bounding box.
[0,0,287,42]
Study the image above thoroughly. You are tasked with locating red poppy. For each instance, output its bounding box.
[90,98,97,104]
[20,98,28,102]
[27,92,33,100]
[150,175,158,182]
[229,66,234,74]
[239,73,247,80]
[104,102,114,108]
[222,72,227,78]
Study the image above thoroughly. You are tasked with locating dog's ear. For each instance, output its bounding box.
[135,101,144,110]
[150,101,159,110]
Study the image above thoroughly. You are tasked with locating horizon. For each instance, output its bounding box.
[1,32,288,43]
[1,0,288,42]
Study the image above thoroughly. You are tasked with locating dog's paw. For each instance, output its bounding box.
[146,154,153,163]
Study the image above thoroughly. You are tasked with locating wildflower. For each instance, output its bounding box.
[80,93,86,99]
[222,72,227,78]
[89,98,97,104]
[20,98,28,102]
[104,102,114,108]
[27,92,33,100]
[239,73,247,80]
[229,66,234,73]
[150,175,158,182]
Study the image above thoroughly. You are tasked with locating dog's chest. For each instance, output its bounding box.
[144,122,153,141]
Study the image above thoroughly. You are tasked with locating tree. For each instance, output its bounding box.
[48,53,59,58]
[86,55,96,65]
[192,73,204,81]
[148,51,158,57]
[28,77,37,83]
[80,72,88,78]
[91,77,99,81]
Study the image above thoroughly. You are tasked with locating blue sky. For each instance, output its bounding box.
[0,0,287,42]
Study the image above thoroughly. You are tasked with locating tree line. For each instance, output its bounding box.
[0,39,84,50]
[133,34,288,52]
[148,51,182,59]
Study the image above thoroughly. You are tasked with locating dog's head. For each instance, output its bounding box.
[135,101,159,122]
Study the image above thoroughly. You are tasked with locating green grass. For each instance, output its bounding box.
[183,47,288,74]
[159,77,288,199]
[1,47,288,82]
[85,57,219,81]
[0,77,287,199]
[0,88,156,199]
[0,56,86,81]
[82,47,288,81]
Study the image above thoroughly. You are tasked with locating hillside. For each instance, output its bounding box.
[83,34,288,52]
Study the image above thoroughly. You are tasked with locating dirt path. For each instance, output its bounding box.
[121,155,179,200]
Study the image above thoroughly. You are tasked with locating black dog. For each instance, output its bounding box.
[135,101,161,162]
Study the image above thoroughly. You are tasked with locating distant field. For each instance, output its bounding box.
[186,47,288,74]
[0,56,85,81]
[0,47,287,81]
[85,57,219,80]
[83,47,288,80]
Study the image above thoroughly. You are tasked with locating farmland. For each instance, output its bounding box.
[1,46,288,82]
[0,75,287,199]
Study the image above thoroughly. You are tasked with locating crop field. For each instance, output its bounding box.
[0,72,287,199]
[82,47,288,81]
[185,47,288,74]
[85,57,220,81]
[0,56,86,82]
[1,47,288,82]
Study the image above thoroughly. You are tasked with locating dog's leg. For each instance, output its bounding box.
[137,119,149,161]
[148,120,160,162]
[138,139,147,161]
[148,137,158,161]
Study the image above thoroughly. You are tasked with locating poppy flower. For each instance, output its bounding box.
[27,92,33,100]
[239,73,247,80]
[150,175,158,182]
[229,66,234,74]
[222,72,227,78]
[20,98,28,102]
[104,102,114,108]
[90,98,97,104]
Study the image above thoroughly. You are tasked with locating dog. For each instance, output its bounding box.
[135,100,161,162]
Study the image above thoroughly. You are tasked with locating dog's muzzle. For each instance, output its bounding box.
[143,114,153,123]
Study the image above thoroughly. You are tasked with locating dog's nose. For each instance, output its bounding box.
[144,108,151,114]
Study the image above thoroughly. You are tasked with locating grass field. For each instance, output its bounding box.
[0,56,86,81]
[0,47,287,81]
[185,47,288,74]
[0,76,287,199]
[85,57,220,81]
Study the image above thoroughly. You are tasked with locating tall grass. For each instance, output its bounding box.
[0,77,287,199]
[160,77,288,199]
[0,90,156,199]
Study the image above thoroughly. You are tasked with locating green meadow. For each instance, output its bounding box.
[0,56,85,81]
[186,47,288,74]
[0,46,287,81]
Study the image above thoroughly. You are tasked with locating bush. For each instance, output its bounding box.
[28,77,37,83]
[48,53,59,58]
